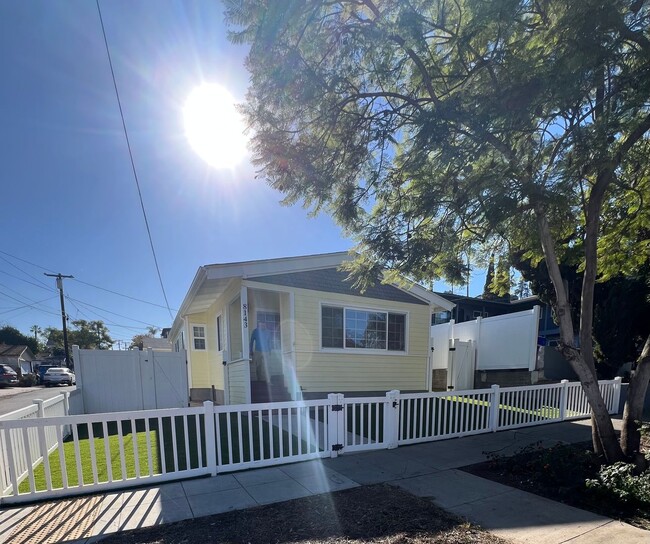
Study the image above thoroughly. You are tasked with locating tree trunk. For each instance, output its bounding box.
[535,206,624,463]
[621,334,650,458]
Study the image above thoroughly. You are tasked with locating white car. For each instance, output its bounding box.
[43,367,76,387]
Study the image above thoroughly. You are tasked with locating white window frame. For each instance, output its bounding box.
[319,302,408,354]
[191,323,207,351]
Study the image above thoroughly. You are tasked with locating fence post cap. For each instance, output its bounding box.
[490,384,499,390]
[561,379,569,384]
[203,400,214,408]
[614,376,623,383]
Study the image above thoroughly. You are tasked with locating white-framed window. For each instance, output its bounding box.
[321,305,406,352]
[191,324,206,350]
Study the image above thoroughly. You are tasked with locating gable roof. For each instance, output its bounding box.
[250,268,427,305]
[171,252,455,337]
[0,344,34,359]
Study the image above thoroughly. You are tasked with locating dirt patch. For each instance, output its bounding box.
[98,484,507,544]
[461,441,650,531]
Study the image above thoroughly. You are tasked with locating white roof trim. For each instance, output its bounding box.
[204,252,352,281]
[171,251,455,335]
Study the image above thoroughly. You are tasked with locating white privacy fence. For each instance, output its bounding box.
[0,378,622,504]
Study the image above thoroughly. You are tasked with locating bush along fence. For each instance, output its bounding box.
[0,378,622,505]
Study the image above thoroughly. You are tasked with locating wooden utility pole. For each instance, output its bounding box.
[45,273,74,367]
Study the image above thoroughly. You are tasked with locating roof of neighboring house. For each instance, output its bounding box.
[171,252,455,338]
[139,337,172,351]
[0,344,34,359]
[251,268,427,305]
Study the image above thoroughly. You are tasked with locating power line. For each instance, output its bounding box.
[71,278,177,310]
[0,268,56,293]
[0,249,176,312]
[67,296,163,328]
[95,0,174,321]
[0,250,56,274]
[0,296,59,316]
[0,255,53,290]
[66,297,153,333]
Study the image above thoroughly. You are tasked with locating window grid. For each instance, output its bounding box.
[321,306,406,352]
[192,325,206,350]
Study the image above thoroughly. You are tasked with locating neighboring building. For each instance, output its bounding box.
[170,252,455,405]
[433,293,559,343]
[137,337,172,352]
[0,344,35,376]
[432,292,575,386]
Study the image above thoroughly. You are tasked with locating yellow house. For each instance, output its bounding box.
[169,252,455,404]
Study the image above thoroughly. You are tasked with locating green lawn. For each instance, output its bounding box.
[17,410,317,494]
[19,425,160,493]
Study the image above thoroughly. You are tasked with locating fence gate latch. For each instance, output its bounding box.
[332,444,343,451]
[331,404,343,412]
[392,401,399,408]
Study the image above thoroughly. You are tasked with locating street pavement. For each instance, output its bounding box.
[0,385,75,416]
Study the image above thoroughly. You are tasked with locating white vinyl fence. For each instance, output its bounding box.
[73,346,188,413]
[431,307,540,376]
[0,393,72,498]
[0,378,622,505]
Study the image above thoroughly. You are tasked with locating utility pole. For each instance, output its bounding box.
[45,273,74,367]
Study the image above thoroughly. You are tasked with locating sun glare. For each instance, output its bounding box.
[183,83,248,169]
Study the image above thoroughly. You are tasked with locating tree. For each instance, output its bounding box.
[130,327,157,350]
[45,320,114,351]
[0,325,39,354]
[29,325,42,343]
[482,255,497,300]
[226,0,650,463]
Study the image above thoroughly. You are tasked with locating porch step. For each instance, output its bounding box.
[251,380,291,403]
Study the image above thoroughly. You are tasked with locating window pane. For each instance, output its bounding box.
[216,316,222,351]
[194,338,206,350]
[322,306,343,348]
[388,313,405,351]
[344,309,386,349]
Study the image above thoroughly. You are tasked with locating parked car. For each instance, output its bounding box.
[37,364,60,384]
[0,365,19,387]
[42,367,76,387]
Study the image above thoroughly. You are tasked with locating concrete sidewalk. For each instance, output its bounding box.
[0,418,647,544]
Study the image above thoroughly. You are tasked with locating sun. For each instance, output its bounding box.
[183,83,248,169]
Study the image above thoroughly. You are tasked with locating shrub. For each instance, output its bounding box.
[18,373,38,387]
[586,463,650,505]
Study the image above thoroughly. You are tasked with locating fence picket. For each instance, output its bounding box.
[0,380,621,505]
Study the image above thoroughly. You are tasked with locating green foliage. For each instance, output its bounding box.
[45,320,114,351]
[0,325,39,354]
[226,0,650,287]
[586,462,650,505]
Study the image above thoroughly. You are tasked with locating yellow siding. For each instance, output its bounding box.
[187,311,210,389]
[186,279,243,391]
[227,360,249,404]
[291,288,431,393]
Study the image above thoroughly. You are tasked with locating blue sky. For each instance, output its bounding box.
[0,1,484,346]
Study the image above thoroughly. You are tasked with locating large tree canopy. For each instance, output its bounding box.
[226,0,650,463]
[45,320,114,353]
[0,325,39,354]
